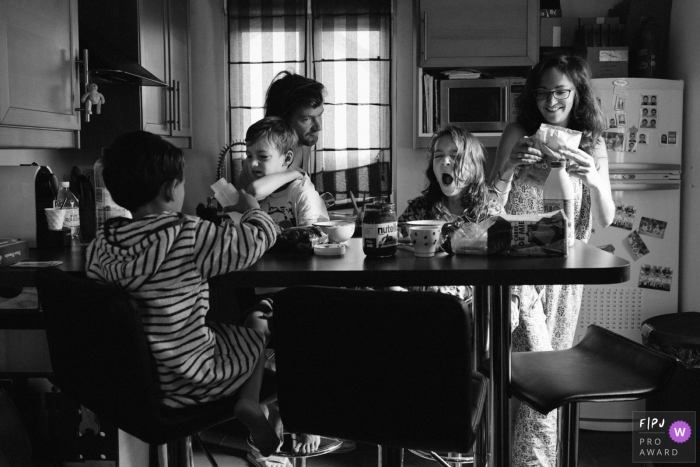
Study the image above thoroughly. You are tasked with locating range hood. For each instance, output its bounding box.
[79,21,167,87]
[89,61,167,87]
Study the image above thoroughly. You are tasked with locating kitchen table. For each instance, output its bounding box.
[220,238,630,467]
[0,238,630,467]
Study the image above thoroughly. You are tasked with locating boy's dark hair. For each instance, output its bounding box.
[245,117,299,157]
[264,71,325,120]
[101,131,185,212]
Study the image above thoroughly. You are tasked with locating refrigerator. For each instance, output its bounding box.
[576,78,684,431]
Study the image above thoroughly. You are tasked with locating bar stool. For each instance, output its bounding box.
[272,286,488,467]
[510,324,677,467]
[35,268,276,467]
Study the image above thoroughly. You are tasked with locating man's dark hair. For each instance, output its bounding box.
[101,131,185,212]
[264,70,325,119]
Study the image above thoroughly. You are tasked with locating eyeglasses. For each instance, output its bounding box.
[533,88,573,100]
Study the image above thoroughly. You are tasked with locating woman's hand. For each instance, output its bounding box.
[500,136,544,180]
[560,147,604,189]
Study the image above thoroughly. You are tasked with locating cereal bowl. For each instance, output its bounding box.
[313,220,356,243]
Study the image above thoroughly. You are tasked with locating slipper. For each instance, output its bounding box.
[246,450,291,467]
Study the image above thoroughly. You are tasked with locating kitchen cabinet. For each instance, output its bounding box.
[0,0,80,148]
[419,0,539,68]
[141,0,192,145]
[78,0,191,150]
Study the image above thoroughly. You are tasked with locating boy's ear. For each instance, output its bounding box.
[163,179,179,202]
[283,150,294,168]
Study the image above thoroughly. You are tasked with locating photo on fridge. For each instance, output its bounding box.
[638,264,672,292]
[602,130,625,152]
[626,230,650,260]
[638,217,667,239]
[612,204,636,230]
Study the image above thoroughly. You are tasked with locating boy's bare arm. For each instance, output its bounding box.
[245,169,304,200]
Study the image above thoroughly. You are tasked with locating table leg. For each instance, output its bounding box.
[488,285,512,467]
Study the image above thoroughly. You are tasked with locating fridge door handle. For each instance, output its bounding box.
[610,180,680,191]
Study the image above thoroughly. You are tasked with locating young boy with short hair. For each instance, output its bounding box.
[242,117,328,457]
[244,117,329,228]
[85,130,281,456]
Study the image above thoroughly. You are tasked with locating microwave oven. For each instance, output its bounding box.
[439,78,526,132]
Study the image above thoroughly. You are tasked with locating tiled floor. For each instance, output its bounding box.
[194,426,643,467]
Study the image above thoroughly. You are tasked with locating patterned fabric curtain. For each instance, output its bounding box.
[228,0,307,140]
[228,0,392,203]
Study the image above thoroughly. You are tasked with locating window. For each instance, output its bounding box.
[228,0,392,204]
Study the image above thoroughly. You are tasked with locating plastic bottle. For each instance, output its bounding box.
[94,158,131,230]
[211,178,242,222]
[56,182,80,239]
[543,160,575,249]
[362,202,398,257]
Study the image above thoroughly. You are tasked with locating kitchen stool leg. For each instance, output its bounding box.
[488,285,512,467]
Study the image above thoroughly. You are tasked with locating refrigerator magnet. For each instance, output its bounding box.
[615,112,627,127]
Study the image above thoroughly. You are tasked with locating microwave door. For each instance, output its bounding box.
[440,79,509,132]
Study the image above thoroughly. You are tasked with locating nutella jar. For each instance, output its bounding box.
[362,202,398,257]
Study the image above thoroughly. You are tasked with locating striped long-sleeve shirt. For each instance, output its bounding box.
[86,209,277,407]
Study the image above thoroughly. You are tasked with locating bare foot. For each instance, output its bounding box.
[293,433,321,454]
[234,398,281,457]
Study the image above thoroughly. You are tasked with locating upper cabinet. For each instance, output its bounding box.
[78,0,191,150]
[141,0,192,144]
[0,0,80,148]
[419,0,539,68]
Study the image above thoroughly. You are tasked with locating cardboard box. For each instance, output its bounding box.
[578,46,629,79]
[0,239,28,267]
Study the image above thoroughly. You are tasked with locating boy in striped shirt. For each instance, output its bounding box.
[86,131,282,456]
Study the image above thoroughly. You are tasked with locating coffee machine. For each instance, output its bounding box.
[0,165,69,248]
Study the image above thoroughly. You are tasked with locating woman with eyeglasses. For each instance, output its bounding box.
[490,54,614,467]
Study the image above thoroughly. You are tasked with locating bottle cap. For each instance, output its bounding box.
[61,181,70,187]
[211,178,228,192]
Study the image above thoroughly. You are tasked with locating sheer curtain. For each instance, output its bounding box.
[228,0,392,204]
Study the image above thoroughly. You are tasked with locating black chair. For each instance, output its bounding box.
[35,268,275,467]
[272,286,488,467]
[510,324,677,467]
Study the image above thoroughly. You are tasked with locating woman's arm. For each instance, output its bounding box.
[245,169,304,200]
[490,123,542,195]
[560,138,615,227]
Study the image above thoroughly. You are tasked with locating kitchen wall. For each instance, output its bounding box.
[667,0,700,312]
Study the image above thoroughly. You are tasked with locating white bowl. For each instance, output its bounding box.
[313,220,356,243]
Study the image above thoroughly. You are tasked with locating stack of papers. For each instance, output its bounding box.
[443,68,481,79]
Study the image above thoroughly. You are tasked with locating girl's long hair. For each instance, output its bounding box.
[423,125,490,222]
[516,54,606,154]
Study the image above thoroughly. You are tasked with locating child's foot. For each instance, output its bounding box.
[235,398,281,457]
[293,433,321,454]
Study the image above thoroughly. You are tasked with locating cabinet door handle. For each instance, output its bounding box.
[176,80,182,132]
[75,49,90,123]
[169,79,177,130]
[423,12,428,62]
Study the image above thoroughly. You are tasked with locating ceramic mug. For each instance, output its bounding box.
[409,226,440,258]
